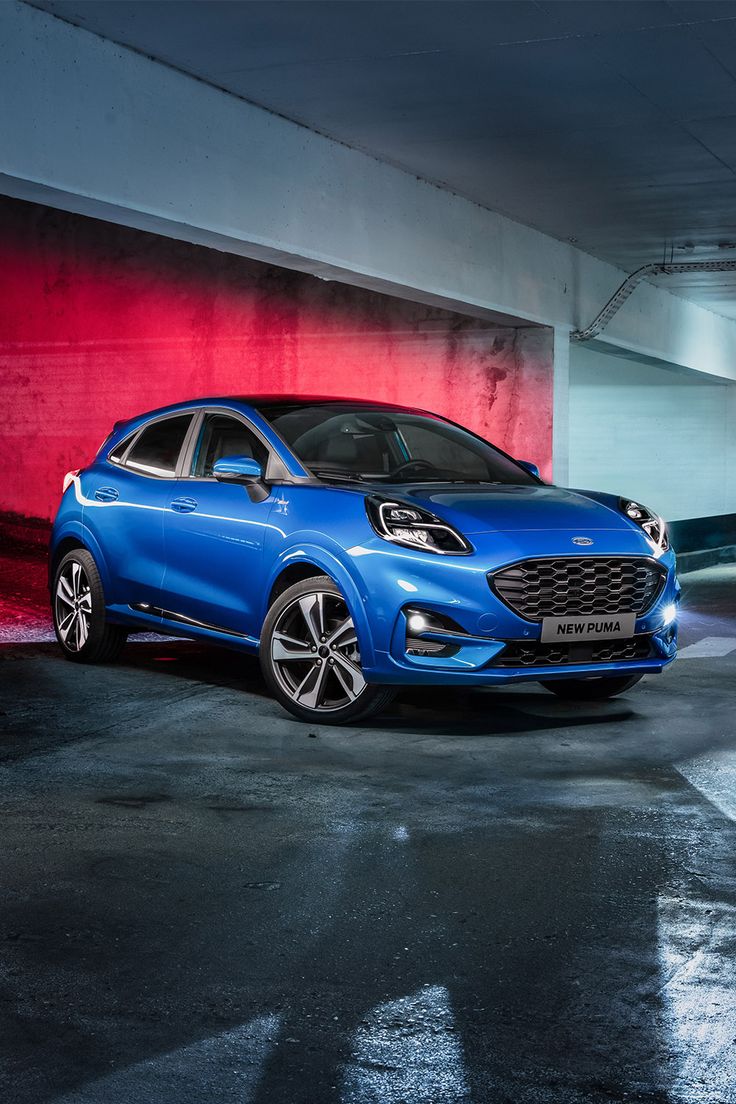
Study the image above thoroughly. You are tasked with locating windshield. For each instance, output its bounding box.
[257,402,536,485]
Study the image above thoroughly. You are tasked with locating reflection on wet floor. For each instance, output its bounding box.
[1,541,736,1103]
[52,1016,283,1104]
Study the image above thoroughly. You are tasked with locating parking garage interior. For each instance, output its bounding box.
[1,2,736,1102]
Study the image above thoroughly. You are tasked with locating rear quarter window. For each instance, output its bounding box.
[108,431,136,465]
[124,414,193,478]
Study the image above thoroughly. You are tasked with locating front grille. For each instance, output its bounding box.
[491,556,665,621]
[493,635,655,668]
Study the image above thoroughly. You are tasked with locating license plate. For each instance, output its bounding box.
[540,612,636,643]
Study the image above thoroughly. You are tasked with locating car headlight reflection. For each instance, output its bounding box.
[366,498,472,555]
[620,498,670,552]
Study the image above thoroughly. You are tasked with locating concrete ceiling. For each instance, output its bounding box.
[29,0,736,319]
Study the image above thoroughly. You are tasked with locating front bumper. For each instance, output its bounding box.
[349,529,679,686]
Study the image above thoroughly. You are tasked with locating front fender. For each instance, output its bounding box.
[261,541,377,669]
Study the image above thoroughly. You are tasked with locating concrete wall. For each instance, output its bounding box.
[3,0,736,382]
[0,195,552,522]
[568,343,736,523]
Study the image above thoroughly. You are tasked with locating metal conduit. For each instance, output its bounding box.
[571,259,736,342]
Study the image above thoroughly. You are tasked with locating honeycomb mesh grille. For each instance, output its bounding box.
[491,557,665,621]
[494,636,654,668]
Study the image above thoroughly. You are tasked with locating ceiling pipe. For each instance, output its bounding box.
[571,259,736,342]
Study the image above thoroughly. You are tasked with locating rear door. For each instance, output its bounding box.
[82,412,196,610]
[160,409,276,638]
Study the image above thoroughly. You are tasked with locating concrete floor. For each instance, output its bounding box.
[1,542,735,1104]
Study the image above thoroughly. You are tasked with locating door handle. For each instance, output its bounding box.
[94,486,119,502]
[170,497,198,514]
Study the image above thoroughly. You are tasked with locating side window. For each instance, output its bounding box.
[125,414,193,478]
[108,431,136,465]
[192,413,269,478]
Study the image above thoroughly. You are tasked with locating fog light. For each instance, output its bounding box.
[662,602,677,627]
[404,608,464,659]
[407,613,429,634]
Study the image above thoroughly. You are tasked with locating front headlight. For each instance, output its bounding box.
[366,497,472,555]
[620,498,669,551]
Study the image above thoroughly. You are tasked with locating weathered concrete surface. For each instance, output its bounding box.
[0,194,553,522]
[0,560,735,1103]
[5,0,736,383]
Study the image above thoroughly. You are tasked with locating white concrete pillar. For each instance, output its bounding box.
[552,327,571,486]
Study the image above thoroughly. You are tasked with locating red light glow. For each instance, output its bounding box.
[0,196,553,521]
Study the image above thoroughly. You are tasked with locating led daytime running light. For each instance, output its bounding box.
[620,498,669,551]
[367,498,471,555]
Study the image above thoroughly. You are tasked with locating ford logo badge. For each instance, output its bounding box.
[572,536,594,546]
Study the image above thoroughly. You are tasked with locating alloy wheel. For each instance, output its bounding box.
[55,560,92,652]
[270,591,366,712]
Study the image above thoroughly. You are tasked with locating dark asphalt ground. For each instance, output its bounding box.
[1,538,735,1104]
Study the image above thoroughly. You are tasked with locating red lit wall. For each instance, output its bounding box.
[0,196,553,521]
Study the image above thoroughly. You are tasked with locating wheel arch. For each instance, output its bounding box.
[267,562,329,608]
[49,522,112,596]
[261,547,376,668]
[49,536,86,586]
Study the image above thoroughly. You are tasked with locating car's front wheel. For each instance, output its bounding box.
[260,576,396,724]
[540,674,643,700]
[52,548,127,663]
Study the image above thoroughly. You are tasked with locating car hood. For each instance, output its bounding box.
[383,483,631,535]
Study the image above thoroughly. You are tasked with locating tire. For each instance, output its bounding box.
[540,674,644,701]
[260,575,396,725]
[52,548,127,663]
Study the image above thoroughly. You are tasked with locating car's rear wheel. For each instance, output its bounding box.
[540,674,643,700]
[52,548,127,663]
[260,576,396,724]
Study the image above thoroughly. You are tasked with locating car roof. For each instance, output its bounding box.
[117,395,438,426]
[105,395,442,449]
[233,395,434,414]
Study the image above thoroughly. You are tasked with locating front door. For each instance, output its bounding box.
[161,411,275,639]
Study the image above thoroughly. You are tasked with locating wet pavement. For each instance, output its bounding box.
[1,536,735,1104]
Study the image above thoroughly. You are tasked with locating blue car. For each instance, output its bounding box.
[50,396,679,724]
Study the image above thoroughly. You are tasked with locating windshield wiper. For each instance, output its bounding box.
[310,467,366,484]
[381,476,503,485]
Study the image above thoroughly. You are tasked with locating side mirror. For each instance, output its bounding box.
[517,460,540,479]
[213,455,264,483]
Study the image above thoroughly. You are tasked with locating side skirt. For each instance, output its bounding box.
[116,603,260,651]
